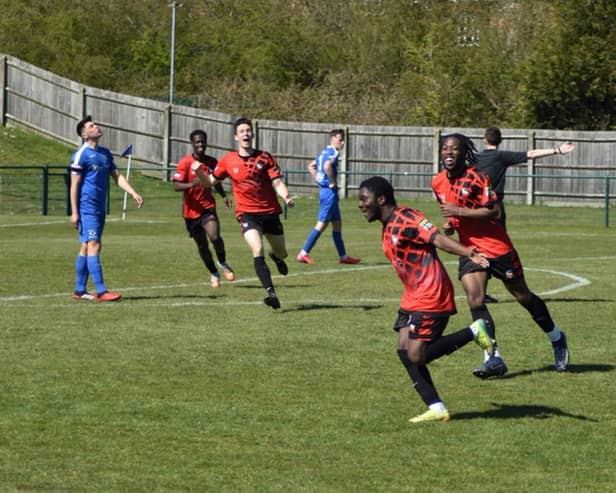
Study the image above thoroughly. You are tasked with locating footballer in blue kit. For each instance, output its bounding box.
[296,129,360,265]
[71,144,115,241]
[69,115,143,302]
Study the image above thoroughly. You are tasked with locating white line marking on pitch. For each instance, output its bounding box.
[0,264,591,305]
[0,218,172,228]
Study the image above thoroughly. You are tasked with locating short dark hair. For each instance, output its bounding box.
[330,128,345,139]
[76,115,92,137]
[359,176,397,207]
[233,117,252,133]
[190,129,207,142]
[484,127,503,146]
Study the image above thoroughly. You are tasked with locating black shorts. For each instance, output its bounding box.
[184,209,218,238]
[458,249,524,283]
[392,309,450,343]
[239,213,284,236]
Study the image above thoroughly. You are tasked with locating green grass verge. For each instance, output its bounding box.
[1,126,615,492]
[1,191,615,492]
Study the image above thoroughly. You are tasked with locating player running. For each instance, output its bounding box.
[192,117,294,309]
[358,176,496,423]
[173,129,235,288]
[432,133,569,377]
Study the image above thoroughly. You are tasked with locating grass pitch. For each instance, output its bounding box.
[1,141,616,491]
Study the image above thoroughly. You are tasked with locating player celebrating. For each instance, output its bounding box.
[173,129,235,288]
[358,176,496,423]
[432,133,569,377]
[478,126,576,229]
[296,129,360,265]
[192,117,294,309]
[69,115,143,301]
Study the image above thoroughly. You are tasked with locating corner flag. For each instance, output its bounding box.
[121,144,134,221]
[121,144,133,158]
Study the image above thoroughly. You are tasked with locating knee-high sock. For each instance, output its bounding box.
[86,255,107,295]
[254,256,274,293]
[332,231,346,258]
[397,350,440,406]
[196,241,217,274]
[211,237,226,264]
[425,328,474,363]
[301,228,321,254]
[75,254,89,293]
[524,293,556,333]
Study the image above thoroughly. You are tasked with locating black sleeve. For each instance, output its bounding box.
[214,182,226,197]
[498,150,528,167]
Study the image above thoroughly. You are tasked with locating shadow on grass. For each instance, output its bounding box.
[499,363,614,379]
[285,303,384,312]
[453,402,596,421]
[124,294,222,301]
[481,297,613,305]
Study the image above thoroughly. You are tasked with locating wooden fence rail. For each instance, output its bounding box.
[1,54,615,208]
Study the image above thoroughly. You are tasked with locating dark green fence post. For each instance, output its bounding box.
[41,165,49,215]
[605,176,610,228]
[284,174,288,220]
[64,169,71,215]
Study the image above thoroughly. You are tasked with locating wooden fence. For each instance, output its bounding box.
[2,54,615,205]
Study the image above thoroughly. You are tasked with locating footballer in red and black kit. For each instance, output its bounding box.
[359,175,495,423]
[175,153,219,219]
[213,149,283,219]
[173,129,235,288]
[191,117,295,310]
[381,206,456,316]
[433,133,569,379]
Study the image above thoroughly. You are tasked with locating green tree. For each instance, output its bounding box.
[521,0,616,129]
[0,0,614,129]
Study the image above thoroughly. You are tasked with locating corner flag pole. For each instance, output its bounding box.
[121,144,133,221]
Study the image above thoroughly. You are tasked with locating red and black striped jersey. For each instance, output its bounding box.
[432,166,514,257]
[213,150,283,217]
[173,153,218,219]
[382,207,456,314]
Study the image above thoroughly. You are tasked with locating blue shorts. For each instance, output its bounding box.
[79,213,105,243]
[317,187,341,222]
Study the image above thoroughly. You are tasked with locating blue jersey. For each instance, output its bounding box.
[70,144,116,215]
[314,145,339,188]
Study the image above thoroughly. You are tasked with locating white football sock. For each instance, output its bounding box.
[429,402,447,413]
[546,325,563,342]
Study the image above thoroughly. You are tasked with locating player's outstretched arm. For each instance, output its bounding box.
[527,142,575,160]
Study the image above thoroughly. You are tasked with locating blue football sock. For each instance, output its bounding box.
[301,228,321,254]
[87,255,107,295]
[75,255,89,293]
[332,231,346,258]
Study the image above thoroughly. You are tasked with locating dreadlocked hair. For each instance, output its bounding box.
[441,133,479,166]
